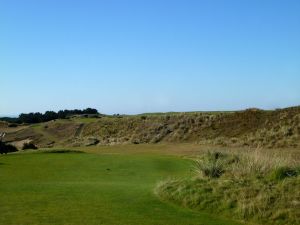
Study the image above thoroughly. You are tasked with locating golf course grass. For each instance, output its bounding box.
[0,149,244,225]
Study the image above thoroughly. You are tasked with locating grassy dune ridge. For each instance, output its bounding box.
[2,106,300,148]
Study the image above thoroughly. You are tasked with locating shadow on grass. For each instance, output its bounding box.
[41,149,85,154]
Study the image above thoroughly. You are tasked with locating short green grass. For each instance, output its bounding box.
[0,150,243,225]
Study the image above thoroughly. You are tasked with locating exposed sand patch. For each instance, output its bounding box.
[9,139,32,149]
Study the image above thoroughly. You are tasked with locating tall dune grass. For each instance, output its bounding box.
[155,149,300,225]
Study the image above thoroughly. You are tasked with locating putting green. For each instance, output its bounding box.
[0,151,243,225]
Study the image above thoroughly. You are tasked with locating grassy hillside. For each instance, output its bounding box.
[0,149,243,225]
[2,106,300,149]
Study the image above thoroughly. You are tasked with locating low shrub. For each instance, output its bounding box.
[0,141,18,154]
[8,123,18,127]
[22,142,38,150]
[269,166,299,181]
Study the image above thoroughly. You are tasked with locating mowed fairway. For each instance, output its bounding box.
[0,149,243,225]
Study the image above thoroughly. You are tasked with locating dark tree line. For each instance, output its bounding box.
[0,108,99,124]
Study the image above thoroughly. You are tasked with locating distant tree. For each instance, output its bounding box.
[73,109,81,115]
[19,113,32,123]
[82,108,98,114]
[0,117,20,123]
[43,111,58,121]
[33,112,44,123]
[57,110,67,119]
[1,108,100,124]
[19,112,43,123]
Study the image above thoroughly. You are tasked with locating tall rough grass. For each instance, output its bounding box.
[228,147,297,178]
[155,149,300,225]
[194,152,225,178]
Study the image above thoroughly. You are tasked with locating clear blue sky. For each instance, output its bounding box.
[1,0,300,116]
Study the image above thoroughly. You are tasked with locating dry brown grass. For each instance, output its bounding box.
[2,106,300,149]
